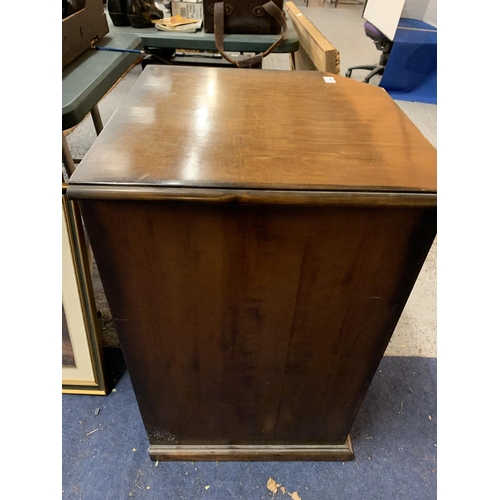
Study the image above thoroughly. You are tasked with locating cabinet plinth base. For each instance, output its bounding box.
[149,435,354,461]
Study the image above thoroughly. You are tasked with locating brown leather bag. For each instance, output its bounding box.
[203,1,287,68]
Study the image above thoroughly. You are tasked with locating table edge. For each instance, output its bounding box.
[67,185,437,208]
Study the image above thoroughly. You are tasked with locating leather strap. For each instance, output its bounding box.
[214,1,288,68]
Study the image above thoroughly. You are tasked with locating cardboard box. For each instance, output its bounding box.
[171,1,203,19]
[62,0,109,68]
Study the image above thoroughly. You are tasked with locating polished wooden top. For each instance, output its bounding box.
[69,66,436,194]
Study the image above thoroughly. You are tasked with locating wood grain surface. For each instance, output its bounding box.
[69,66,436,194]
[80,199,436,447]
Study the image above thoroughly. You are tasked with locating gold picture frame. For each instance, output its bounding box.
[62,185,106,395]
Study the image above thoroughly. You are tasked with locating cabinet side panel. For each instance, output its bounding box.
[79,200,436,445]
[274,206,436,442]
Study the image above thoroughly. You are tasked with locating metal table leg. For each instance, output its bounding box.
[62,132,76,177]
[90,105,104,136]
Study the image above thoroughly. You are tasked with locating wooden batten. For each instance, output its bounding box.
[286,1,340,73]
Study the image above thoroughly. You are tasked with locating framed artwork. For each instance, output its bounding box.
[62,186,106,395]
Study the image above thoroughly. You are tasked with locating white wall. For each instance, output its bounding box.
[401,0,437,27]
[401,0,428,20]
[423,0,437,27]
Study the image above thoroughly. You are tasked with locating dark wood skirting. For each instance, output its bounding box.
[149,436,354,461]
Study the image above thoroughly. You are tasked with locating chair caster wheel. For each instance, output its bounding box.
[345,70,352,78]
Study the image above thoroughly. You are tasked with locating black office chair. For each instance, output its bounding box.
[345,21,393,83]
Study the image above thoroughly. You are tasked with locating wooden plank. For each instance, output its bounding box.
[286,1,340,73]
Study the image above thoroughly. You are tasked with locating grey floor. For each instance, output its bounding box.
[66,2,437,358]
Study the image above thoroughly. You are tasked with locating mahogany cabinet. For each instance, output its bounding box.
[68,66,437,460]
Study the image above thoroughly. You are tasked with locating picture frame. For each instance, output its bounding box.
[62,185,107,395]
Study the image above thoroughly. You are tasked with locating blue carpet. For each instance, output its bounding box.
[62,353,436,499]
[380,19,437,105]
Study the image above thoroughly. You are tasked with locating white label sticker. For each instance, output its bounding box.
[297,13,303,16]
[323,76,336,83]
